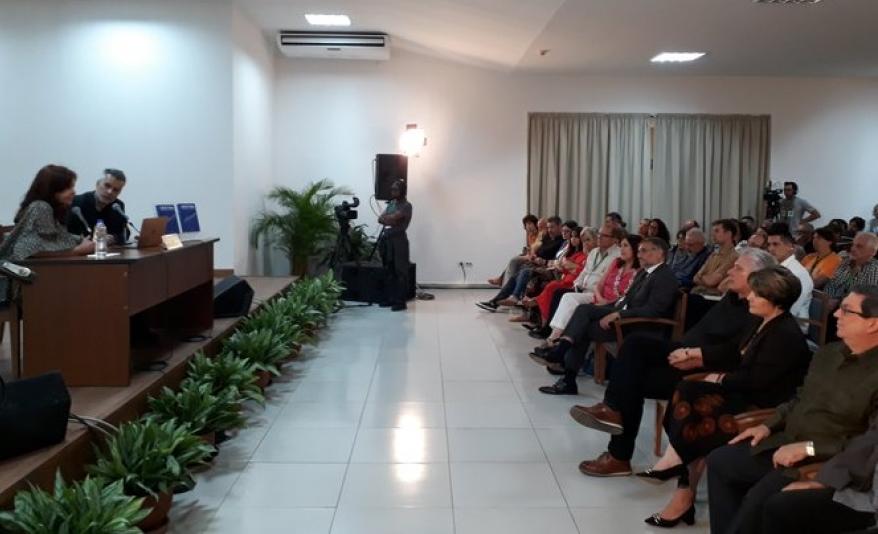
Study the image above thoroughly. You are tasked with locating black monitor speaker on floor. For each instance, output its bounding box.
[213,276,254,318]
[375,154,408,201]
[338,262,416,303]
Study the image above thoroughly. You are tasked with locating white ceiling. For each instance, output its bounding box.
[236,0,878,77]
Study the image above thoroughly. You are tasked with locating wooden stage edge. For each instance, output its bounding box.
[0,276,295,508]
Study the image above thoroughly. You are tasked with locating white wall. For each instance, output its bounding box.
[232,8,275,275]
[274,48,878,284]
[0,0,236,267]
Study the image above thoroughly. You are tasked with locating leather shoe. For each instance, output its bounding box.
[569,403,623,435]
[578,452,632,477]
[528,327,551,339]
[529,352,560,367]
[635,464,688,484]
[546,362,564,375]
[644,505,696,528]
[538,378,577,395]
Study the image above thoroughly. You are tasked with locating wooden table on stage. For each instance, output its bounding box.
[21,239,217,386]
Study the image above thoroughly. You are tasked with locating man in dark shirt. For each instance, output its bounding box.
[668,227,711,289]
[707,284,878,534]
[567,247,777,477]
[377,180,413,311]
[66,168,128,244]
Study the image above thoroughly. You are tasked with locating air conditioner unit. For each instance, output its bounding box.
[276,31,390,60]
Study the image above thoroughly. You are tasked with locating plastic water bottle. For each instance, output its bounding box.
[94,219,108,259]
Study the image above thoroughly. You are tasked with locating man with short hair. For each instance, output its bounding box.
[706,285,878,534]
[795,222,816,255]
[777,181,821,230]
[67,168,128,244]
[825,232,878,300]
[668,228,711,289]
[766,224,813,325]
[535,237,679,395]
[691,219,739,296]
[571,248,778,477]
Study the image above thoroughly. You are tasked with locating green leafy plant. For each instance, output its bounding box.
[348,223,377,262]
[186,351,264,405]
[239,299,306,347]
[0,474,148,534]
[88,419,213,499]
[223,328,291,377]
[146,381,246,436]
[250,179,353,276]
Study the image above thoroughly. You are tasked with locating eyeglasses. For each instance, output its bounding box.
[839,306,870,318]
[637,247,659,254]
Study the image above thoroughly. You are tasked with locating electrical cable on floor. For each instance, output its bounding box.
[69,414,117,436]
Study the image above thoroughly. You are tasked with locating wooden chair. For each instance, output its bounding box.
[0,281,22,378]
[799,289,833,350]
[591,291,687,456]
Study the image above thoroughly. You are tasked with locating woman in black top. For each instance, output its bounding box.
[639,266,812,527]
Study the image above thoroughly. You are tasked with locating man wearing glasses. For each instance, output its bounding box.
[535,237,679,395]
[706,285,878,533]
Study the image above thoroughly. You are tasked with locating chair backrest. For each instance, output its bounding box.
[799,289,832,348]
[670,290,688,342]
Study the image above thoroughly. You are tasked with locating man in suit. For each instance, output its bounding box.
[534,237,680,395]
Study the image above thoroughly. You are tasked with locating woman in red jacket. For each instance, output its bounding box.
[520,227,591,323]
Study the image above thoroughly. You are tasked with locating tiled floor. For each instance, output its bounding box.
[169,290,710,533]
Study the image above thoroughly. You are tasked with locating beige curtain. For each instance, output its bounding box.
[527,113,650,227]
[652,114,770,234]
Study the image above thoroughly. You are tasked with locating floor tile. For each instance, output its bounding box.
[251,426,357,463]
[330,507,454,534]
[338,463,452,508]
[351,428,448,463]
[275,402,364,427]
[443,380,519,402]
[445,401,531,428]
[223,463,346,508]
[360,402,446,428]
[447,428,545,462]
[455,508,579,534]
[450,462,566,508]
[205,507,334,534]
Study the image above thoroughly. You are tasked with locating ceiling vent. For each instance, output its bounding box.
[276,31,390,60]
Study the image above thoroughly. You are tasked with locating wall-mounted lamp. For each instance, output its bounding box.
[399,123,427,157]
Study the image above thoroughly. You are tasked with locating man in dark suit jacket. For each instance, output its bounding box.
[536,237,680,395]
[66,168,128,244]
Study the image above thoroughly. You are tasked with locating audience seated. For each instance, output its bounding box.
[765,223,813,324]
[849,216,866,236]
[604,211,626,230]
[569,248,777,478]
[802,226,843,289]
[487,214,540,287]
[667,228,710,289]
[795,221,816,255]
[0,165,95,300]
[518,226,587,323]
[761,416,878,534]
[706,285,878,534]
[641,266,811,527]
[647,218,672,244]
[476,216,564,310]
[691,219,739,296]
[747,227,769,250]
[825,232,878,300]
[869,204,878,233]
[532,237,679,395]
[530,224,622,339]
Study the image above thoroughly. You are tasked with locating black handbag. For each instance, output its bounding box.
[0,371,71,460]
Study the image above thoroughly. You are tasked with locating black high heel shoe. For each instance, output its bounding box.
[644,505,695,528]
[635,464,687,484]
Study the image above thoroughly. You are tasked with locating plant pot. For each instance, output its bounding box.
[198,431,217,446]
[255,370,272,390]
[139,491,173,532]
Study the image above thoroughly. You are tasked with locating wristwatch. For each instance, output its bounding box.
[805,441,816,457]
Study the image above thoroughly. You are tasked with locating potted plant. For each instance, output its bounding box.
[146,381,246,445]
[223,328,291,389]
[88,419,213,533]
[250,179,353,276]
[185,351,265,406]
[240,299,306,353]
[0,473,149,534]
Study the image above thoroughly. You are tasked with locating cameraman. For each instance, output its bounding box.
[377,180,412,311]
[777,181,821,229]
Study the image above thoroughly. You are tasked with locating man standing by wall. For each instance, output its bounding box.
[777,181,821,230]
[377,180,412,312]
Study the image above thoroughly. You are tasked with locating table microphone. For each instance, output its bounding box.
[112,203,140,234]
[70,206,92,236]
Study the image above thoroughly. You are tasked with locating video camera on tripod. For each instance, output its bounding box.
[334,197,360,229]
[762,185,783,220]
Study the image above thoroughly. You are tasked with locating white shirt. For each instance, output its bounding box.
[782,255,814,326]
[573,245,620,293]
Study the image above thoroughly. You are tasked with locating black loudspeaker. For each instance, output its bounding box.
[0,372,71,460]
[213,276,254,318]
[338,262,417,303]
[375,154,408,201]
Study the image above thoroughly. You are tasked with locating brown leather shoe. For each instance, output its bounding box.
[569,403,623,435]
[579,452,632,477]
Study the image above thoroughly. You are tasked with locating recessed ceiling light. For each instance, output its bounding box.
[651,52,706,63]
[304,14,351,26]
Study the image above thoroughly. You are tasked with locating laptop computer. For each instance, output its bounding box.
[126,217,168,249]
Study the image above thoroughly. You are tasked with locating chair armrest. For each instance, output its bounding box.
[734,408,776,430]
[613,318,678,343]
[683,372,709,382]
